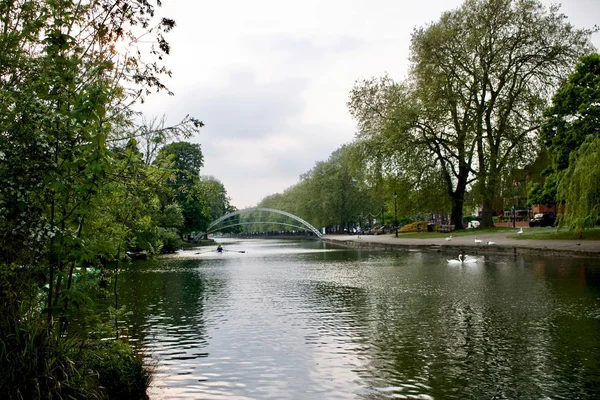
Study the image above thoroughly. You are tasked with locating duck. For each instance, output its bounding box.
[445,235,453,241]
[517,227,524,235]
[487,241,496,245]
[474,237,482,244]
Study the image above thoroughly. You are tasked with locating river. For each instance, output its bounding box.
[118,238,600,399]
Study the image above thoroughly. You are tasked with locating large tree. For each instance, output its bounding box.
[541,53,600,199]
[541,53,600,231]
[350,0,595,229]
[413,0,594,227]
[349,76,468,228]
[0,1,184,396]
[557,136,600,232]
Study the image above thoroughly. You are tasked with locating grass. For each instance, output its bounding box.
[513,227,600,241]
[391,226,600,240]
[395,227,514,239]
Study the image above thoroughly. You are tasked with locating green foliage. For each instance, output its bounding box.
[542,53,600,172]
[83,340,152,400]
[348,0,595,229]
[527,180,557,206]
[540,53,600,209]
[0,0,207,397]
[156,141,204,182]
[557,136,600,231]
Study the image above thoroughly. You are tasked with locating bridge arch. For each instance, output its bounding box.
[206,208,322,238]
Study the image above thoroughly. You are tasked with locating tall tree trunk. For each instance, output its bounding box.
[450,192,465,230]
[479,171,499,228]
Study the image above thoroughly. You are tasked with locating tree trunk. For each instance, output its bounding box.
[480,192,495,228]
[450,193,465,230]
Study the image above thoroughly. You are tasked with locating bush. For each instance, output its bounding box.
[84,340,152,400]
[398,221,429,233]
[0,265,151,399]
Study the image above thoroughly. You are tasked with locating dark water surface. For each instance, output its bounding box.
[118,238,600,399]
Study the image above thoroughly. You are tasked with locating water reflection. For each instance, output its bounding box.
[118,239,600,399]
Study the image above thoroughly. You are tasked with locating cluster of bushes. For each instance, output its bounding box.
[398,221,430,233]
[0,266,151,399]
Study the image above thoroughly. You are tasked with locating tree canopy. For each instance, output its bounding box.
[348,0,595,228]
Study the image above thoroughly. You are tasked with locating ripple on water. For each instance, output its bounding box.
[121,241,600,399]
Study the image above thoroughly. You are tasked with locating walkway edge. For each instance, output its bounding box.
[323,236,600,259]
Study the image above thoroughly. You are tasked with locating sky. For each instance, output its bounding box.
[136,0,600,209]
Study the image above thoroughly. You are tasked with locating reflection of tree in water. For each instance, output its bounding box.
[118,259,226,354]
[298,252,600,399]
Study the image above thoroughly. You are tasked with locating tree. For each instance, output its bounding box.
[349,76,468,228]
[541,53,600,201]
[128,114,204,165]
[156,142,204,182]
[557,136,600,232]
[0,0,183,396]
[410,0,594,228]
[540,53,600,232]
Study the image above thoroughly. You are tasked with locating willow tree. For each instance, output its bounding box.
[542,53,600,233]
[411,0,595,227]
[557,137,600,233]
[541,53,600,204]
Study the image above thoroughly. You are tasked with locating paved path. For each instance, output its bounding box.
[323,231,600,258]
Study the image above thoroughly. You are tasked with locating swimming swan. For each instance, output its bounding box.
[447,254,464,264]
[445,235,452,241]
[474,237,482,244]
[462,255,482,264]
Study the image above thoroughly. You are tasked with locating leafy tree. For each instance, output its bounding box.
[156,141,204,182]
[539,53,600,232]
[127,114,204,165]
[541,53,600,201]
[557,136,600,232]
[349,77,461,227]
[0,0,184,396]
[349,0,594,228]
[411,0,594,228]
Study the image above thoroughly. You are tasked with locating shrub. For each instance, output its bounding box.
[398,221,429,233]
[84,340,152,400]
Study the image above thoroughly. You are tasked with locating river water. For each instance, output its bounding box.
[118,238,600,399]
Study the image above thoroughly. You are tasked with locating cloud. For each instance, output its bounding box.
[174,69,307,140]
[135,0,599,210]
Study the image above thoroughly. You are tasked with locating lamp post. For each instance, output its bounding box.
[394,192,398,237]
[512,205,516,228]
[381,205,384,231]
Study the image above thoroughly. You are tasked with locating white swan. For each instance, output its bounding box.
[462,255,482,264]
[474,236,482,244]
[447,254,464,264]
[487,241,496,245]
[517,227,524,235]
[445,235,452,241]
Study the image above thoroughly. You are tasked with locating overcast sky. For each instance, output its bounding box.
[136,0,600,209]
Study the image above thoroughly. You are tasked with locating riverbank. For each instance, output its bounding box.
[323,230,600,258]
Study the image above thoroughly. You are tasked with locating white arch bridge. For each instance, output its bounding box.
[195,208,323,239]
